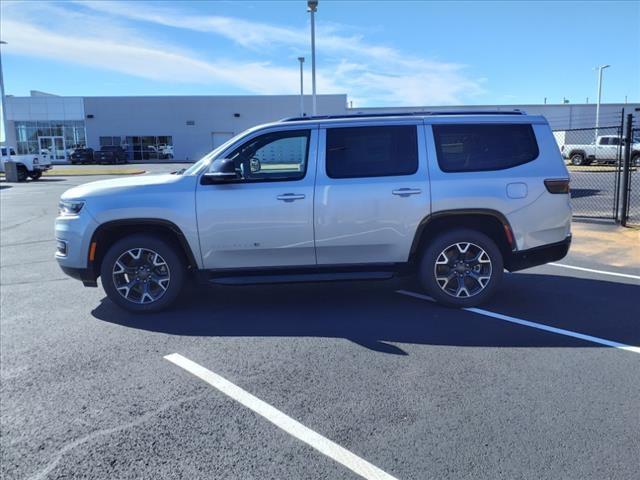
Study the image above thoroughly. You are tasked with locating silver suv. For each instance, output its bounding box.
[55,112,571,312]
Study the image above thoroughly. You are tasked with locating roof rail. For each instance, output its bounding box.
[280,110,525,122]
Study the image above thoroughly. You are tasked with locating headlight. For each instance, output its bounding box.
[58,200,85,216]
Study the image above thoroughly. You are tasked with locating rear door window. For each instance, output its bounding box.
[432,123,539,172]
[326,125,418,178]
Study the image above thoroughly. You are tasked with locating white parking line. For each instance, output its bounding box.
[395,290,640,355]
[548,263,640,280]
[164,353,399,480]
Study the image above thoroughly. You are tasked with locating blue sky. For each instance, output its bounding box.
[1,0,638,107]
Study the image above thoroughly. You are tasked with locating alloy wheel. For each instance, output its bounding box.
[434,242,492,298]
[112,248,171,304]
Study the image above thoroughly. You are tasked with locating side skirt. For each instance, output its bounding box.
[200,264,408,286]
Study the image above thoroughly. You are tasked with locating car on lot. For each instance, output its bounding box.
[561,135,640,166]
[158,144,174,159]
[93,146,128,164]
[0,145,52,180]
[70,148,95,164]
[55,111,572,312]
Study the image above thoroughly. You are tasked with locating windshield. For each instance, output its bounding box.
[182,130,252,175]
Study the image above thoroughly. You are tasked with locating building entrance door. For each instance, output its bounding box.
[38,136,66,162]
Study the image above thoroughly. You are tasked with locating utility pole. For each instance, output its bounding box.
[0,41,8,145]
[298,57,305,116]
[307,1,318,116]
[595,64,610,137]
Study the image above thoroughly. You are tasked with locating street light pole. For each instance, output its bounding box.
[298,57,305,116]
[595,64,610,137]
[0,41,8,145]
[307,1,318,116]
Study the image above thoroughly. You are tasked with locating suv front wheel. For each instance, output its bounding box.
[100,234,185,313]
[419,229,503,308]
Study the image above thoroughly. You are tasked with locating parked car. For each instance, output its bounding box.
[1,145,52,180]
[55,111,571,313]
[158,144,174,159]
[93,146,128,164]
[561,135,640,166]
[70,148,95,164]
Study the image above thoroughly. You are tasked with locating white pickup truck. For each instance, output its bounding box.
[0,146,52,181]
[561,135,640,166]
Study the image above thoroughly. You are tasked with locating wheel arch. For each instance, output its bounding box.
[88,219,199,282]
[409,209,516,266]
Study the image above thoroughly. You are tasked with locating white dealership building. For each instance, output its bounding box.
[3,90,638,163]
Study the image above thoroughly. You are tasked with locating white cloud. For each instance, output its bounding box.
[1,1,486,106]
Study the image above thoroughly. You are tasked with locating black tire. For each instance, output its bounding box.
[16,165,28,182]
[100,234,186,313]
[418,228,504,308]
[28,171,42,180]
[570,153,585,166]
[632,154,640,167]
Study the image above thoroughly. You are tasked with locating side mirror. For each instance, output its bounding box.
[249,157,261,173]
[202,158,239,184]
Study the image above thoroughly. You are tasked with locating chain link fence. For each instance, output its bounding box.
[553,116,639,225]
[626,127,640,225]
[553,125,623,220]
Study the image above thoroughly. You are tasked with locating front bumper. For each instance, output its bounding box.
[59,265,98,287]
[505,235,571,272]
[55,210,99,284]
[34,165,52,171]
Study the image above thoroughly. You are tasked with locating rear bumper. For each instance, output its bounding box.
[505,235,571,272]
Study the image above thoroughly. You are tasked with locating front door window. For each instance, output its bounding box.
[225,130,310,182]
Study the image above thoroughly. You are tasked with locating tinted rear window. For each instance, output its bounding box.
[432,123,539,172]
[326,125,418,178]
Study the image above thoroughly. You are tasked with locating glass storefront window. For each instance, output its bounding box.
[99,136,121,147]
[124,135,173,161]
[16,123,28,142]
[14,121,87,158]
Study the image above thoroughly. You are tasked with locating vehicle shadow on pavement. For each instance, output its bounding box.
[91,273,640,355]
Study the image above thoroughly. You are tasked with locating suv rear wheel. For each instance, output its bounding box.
[100,234,185,313]
[418,229,503,308]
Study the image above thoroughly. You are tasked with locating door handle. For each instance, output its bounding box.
[392,188,422,197]
[276,193,306,202]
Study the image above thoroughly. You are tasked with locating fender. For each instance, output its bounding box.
[409,208,516,259]
[90,218,200,275]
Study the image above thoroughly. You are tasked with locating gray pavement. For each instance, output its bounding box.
[1,166,639,480]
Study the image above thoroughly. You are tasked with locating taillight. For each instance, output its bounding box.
[544,179,570,194]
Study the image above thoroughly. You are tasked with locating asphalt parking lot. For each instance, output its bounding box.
[1,165,639,480]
